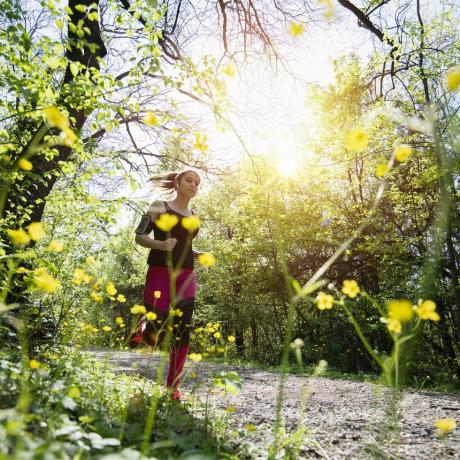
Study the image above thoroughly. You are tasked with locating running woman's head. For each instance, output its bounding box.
[150,170,201,198]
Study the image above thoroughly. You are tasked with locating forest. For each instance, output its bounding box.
[0,0,459,458]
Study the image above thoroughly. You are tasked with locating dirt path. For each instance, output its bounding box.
[88,349,460,459]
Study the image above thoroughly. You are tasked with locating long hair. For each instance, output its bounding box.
[149,170,200,192]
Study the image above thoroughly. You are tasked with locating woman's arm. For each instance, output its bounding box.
[134,200,177,251]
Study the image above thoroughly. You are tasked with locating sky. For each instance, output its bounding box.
[109,3,374,227]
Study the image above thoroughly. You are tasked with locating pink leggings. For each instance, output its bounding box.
[143,266,196,310]
[142,266,196,390]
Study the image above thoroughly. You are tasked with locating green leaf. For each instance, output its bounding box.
[213,370,241,395]
[70,62,79,77]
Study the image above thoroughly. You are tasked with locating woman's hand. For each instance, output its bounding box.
[162,238,177,251]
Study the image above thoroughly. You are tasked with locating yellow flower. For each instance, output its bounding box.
[193,132,208,151]
[217,347,225,353]
[318,0,334,20]
[198,252,216,267]
[346,128,369,152]
[18,159,33,170]
[227,335,236,343]
[85,256,95,265]
[144,111,160,126]
[434,418,456,433]
[375,163,389,178]
[394,144,412,162]
[43,107,68,130]
[48,240,64,252]
[446,67,460,92]
[29,359,41,369]
[67,386,80,399]
[213,331,221,339]
[33,268,60,293]
[342,280,360,298]
[222,63,235,77]
[245,424,256,432]
[90,292,103,302]
[387,299,414,323]
[315,292,334,310]
[416,300,440,321]
[102,326,112,332]
[154,290,161,299]
[155,213,179,232]
[188,353,202,362]
[7,228,30,246]
[59,127,77,146]
[115,316,124,325]
[181,215,201,232]
[117,294,126,302]
[106,282,117,296]
[387,318,402,334]
[146,312,157,321]
[289,22,304,37]
[131,304,146,314]
[27,222,45,241]
[73,268,86,285]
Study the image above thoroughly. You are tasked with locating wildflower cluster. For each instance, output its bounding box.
[190,322,236,359]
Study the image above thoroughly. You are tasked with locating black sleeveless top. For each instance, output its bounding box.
[147,201,199,269]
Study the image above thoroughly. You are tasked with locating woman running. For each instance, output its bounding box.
[133,170,201,400]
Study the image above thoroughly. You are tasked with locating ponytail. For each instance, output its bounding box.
[149,169,200,192]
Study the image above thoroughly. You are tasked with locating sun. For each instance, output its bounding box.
[277,156,297,176]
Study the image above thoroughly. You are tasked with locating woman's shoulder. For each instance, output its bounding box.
[146,199,167,217]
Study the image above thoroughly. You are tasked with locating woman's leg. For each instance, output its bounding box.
[166,297,194,392]
[166,270,196,398]
[141,266,170,347]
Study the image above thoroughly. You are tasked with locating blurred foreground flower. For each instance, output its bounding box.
[144,111,160,126]
[289,22,304,37]
[43,107,69,130]
[7,228,30,246]
[387,299,414,323]
[446,67,460,92]
[198,252,216,267]
[18,159,33,170]
[222,63,235,77]
[386,318,402,334]
[182,215,201,232]
[28,222,45,241]
[394,144,412,162]
[346,128,369,152]
[33,267,60,293]
[29,359,41,369]
[375,163,390,178]
[193,132,208,151]
[416,300,440,321]
[156,213,179,231]
[434,418,456,435]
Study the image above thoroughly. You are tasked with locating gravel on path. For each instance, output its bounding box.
[88,349,460,459]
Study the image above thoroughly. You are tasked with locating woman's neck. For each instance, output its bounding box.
[171,195,191,210]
